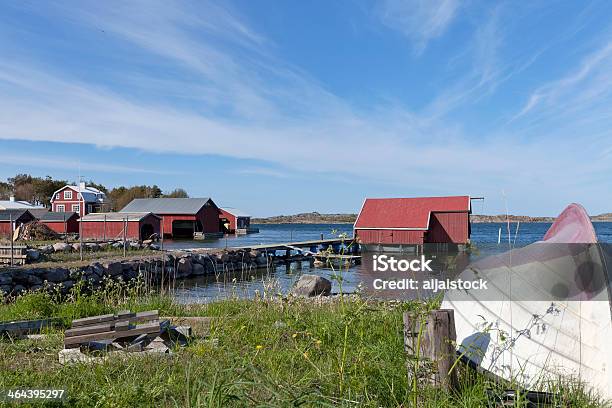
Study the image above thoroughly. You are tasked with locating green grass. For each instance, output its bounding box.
[0,286,609,407]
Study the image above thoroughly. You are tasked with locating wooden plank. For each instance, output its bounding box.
[116,310,135,319]
[0,318,57,335]
[65,323,113,338]
[115,321,131,331]
[70,310,158,328]
[64,322,161,346]
[71,314,115,328]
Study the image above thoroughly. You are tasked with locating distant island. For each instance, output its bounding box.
[252,212,612,224]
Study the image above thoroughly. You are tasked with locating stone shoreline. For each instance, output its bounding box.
[0,249,314,297]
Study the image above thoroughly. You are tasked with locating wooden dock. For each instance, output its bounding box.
[233,237,356,253]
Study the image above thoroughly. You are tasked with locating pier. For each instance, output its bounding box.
[233,237,358,254]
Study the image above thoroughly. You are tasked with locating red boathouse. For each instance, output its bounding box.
[119,198,221,238]
[79,212,161,241]
[354,196,471,247]
[30,209,80,234]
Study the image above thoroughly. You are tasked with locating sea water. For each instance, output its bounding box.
[173,222,612,303]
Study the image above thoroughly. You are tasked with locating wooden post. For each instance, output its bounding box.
[79,215,83,261]
[123,218,127,257]
[160,222,164,251]
[10,213,14,267]
[403,309,458,391]
[103,214,107,242]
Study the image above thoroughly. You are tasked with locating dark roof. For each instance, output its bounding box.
[354,196,471,230]
[34,211,78,222]
[120,198,215,215]
[0,209,33,221]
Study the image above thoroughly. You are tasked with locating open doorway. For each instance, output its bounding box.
[172,220,195,239]
[140,223,155,240]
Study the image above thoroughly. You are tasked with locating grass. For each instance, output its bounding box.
[0,284,609,407]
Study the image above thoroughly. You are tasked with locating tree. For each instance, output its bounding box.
[163,188,189,198]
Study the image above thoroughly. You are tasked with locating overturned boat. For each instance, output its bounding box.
[442,203,612,399]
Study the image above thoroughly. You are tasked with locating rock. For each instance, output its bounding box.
[60,280,75,291]
[111,242,123,249]
[71,243,81,251]
[1,285,12,294]
[26,249,41,261]
[85,243,100,251]
[12,270,42,286]
[129,242,141,250]
[142,239,153,245]
[192,263,205,276]
[44,268,69,283]
[90,263,104,277]
[291,274,332,297]
[0,273,12,285]
[12,284,26,295]
[149,243,161,250]
[59,348,98,364]
[98,242,109,249]
[177,258,192,277]
[52,242,71,252]
[38,245,54,254]
[103,262,123,277]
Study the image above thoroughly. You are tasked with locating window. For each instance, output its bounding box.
[87,204,93,213]
[64,190,73,199]
[72,204,80,213]
[56,204,65,212]
[55,193,60,200]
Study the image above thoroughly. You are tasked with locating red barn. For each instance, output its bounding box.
[30,209,79,234]
[0,210,35,238]
[219,207,252,233]
[120,198,220,238]
[79,212,161,241]
[354,196,471,247]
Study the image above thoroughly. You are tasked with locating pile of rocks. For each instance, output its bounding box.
[1,248,309,297]
[26,240,161,262]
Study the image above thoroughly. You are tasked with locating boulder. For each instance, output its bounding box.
[12,284,26,295]
[291,274,332,297]
[71,243,81,251]
[177,258,193,277]
[103,262,123,277]
[85,243,100,251]
[12,270,41,286]
[26,249,41,262]
[142,239,153,245]
[44,268,69,283]
[192,263,206,276]
[0,285,12,294]
[52,242,71,252]
[111,242,123,249]
[0,273,12,285]
[129,241,141,250]
[38,245,54,254]
[150,243,161,250]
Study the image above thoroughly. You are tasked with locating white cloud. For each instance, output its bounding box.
[377,0,459,54]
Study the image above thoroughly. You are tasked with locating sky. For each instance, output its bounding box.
[0,0,611,217]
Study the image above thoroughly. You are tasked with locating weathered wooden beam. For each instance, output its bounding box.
[71,310,158,328]
[65,323,113,337]
[403,309,458,391]
[64,322,161,346]
[0,318,58,336]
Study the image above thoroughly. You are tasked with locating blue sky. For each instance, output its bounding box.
[0,1,611,217]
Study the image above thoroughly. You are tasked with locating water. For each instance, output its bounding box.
[173,222,612,303]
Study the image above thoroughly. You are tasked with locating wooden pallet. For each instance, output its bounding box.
[0,245,27,265]
[64,310,161,348]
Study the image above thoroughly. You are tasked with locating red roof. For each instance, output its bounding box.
[354,196,471,229]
